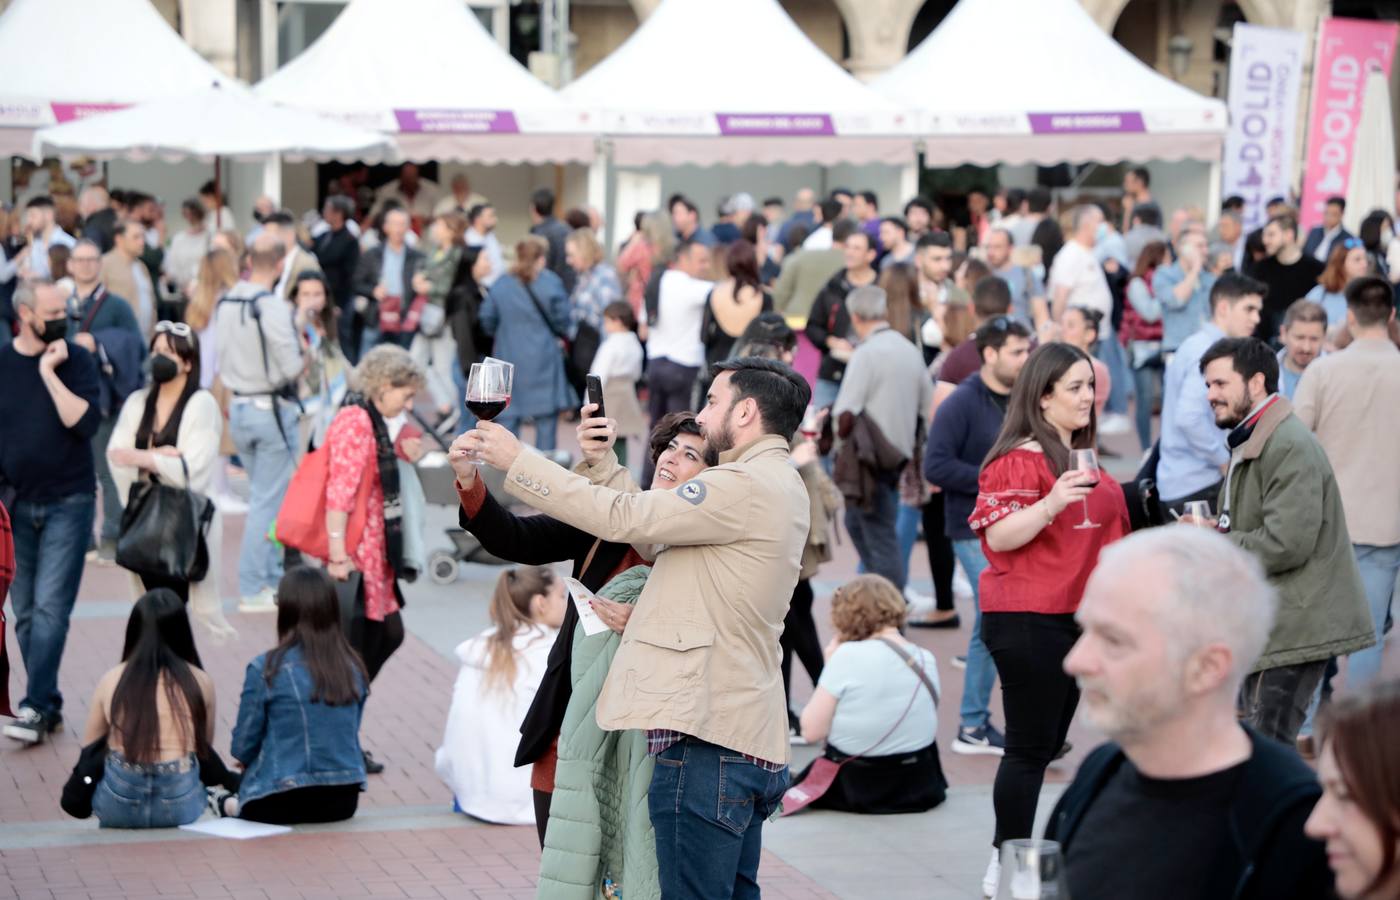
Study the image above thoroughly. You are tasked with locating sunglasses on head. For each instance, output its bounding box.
[1342,238,1363,250]
[155,320,193,338]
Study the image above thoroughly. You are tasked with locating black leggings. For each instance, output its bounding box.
[533,789,552,848]
[240,783,360,825]
[921,493,957,611]
[780,579,824,715]
[358,611,405,683]
[981,612,1080,847]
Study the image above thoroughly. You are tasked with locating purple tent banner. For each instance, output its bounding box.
[1027,112,1145,134]
[716,113,835,136]
[51,102,126,123]
[393,109,520,134]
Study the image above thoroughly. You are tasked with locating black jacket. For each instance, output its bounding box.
[313,226,360,308]
[352,244,424,306]
[458,486,631,768]
[804,269,859,384]
[531,218,575,295]
[1045,728,1331,900]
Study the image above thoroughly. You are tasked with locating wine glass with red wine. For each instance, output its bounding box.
[799,405,821,442]
[466,359,513,423]
[1070,448,1100,530]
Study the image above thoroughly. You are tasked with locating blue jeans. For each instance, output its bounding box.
[228,399,299,597]
[498,412,558,452]
[1348,542,1400,686]
[844,481,903,590]
[1094,335,1133,417]
[953,539,996,729]
[650,738,789,900]
[9,493,95,719]
[1131,360,1162,451]
[896,502,921,587]
[93,751,205,829]
[449,357,477,436]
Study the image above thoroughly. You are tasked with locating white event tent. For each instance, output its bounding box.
[561,0,914,168]
[0,0,232,158]
[874,0,1228,206]
[255,0,594,165]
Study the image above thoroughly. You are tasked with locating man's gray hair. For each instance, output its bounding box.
[846,285,888,321]
[1100,528,1276,689]
[12,277,55,316]
[1071,204,1103,233]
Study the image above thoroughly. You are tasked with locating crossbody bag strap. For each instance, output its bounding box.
[577,538,603,581]
[522,281,567,341]
[877,636,940,707]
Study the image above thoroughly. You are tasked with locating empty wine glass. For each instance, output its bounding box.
[995,840,1070,900]
[1070,448,1101,530]
[1184,499,1214,527]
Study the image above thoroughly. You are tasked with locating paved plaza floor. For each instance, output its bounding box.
[3,427,1396,899]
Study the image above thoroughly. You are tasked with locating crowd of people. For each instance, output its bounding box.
[0,160,1398,899]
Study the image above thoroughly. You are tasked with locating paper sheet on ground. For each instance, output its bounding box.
[180,818,292,839]
[565,577,611,636]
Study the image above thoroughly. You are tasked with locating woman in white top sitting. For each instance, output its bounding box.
[587,301,648,470]
[107,321,235,641]
[797,574,947,814]
[436,565,566,825]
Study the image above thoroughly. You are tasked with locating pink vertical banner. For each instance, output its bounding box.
[1299,18,1399,231]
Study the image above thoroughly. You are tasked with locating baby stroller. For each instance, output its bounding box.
[411,413,574,585]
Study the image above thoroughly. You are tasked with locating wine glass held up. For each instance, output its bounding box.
[465,360,513,423]
[1069,448,1101,530]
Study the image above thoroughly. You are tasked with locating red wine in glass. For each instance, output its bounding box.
[467,395,510,421]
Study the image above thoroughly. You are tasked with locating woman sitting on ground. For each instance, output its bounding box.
[1305,678,1400,899]
[216,566,367,824]
[436,566,566,825]
[82,589,217,829]
[794,574,946,814]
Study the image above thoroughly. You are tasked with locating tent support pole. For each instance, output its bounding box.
[587,141,612,253]
[1206,156,1222,229]
[262,152,282,205]
[899,160,919,203]
[214,156,222,229]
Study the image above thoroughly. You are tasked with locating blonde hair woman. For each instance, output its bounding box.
[794,574,945,814]
[565,227,622,380]
[435,565,566,825]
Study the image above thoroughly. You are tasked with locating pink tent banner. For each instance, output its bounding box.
[392,109,520,134]
[1300,17,1399,231]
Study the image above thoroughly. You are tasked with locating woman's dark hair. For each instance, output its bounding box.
[1132,240,1170,281]
[564,208,591,230]
[1358,209,1392,254]
[724,239,762,295]
[136,326,202,451]
[48,244,70,281]
[602,300,637,331]
[265,567,367,706]
[510,236,548,284]
[648,411,714,466]
[735,311,796,355]
[111,589,209,765]
[1319,679,1400,897]
[740,214,765,246]
[291,270,337,340]
[879,263,921,343]
[982,342,1097,477]
[784,222,811,253]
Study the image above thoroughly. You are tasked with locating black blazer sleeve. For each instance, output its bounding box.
[352,247,380,300]
[458,485,596,565]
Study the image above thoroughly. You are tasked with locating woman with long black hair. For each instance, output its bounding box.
[81,589,214,829]
[107,322,234,639]
[215,566,368,824]
[968,342,1129,897]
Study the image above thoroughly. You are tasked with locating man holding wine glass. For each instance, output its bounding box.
[458,356,811,899]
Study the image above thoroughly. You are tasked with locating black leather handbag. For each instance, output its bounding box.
[61,737,108,819]
[115,457,215,583]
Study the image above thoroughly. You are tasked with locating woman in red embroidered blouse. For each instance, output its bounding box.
[967,342,1129,893]
[324,344,426,775]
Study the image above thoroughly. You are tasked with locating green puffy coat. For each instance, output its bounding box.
[1219,397,1374,670]
[536,565,658,900]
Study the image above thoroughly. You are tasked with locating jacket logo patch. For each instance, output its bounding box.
[678,481,707,505]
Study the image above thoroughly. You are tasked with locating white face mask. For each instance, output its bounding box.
[385,412,407,443]
[1382,227,1394,248]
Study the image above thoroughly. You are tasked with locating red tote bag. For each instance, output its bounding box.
[274,444,371,561]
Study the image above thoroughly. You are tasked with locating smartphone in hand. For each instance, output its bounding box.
[585,375,606,431]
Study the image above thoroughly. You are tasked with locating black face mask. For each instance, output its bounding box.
[150,354,180,384]
[32,316,67,345]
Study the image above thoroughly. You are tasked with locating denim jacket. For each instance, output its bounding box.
[231,645,367,804]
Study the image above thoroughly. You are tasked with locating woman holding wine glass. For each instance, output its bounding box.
[967,342,1129,898]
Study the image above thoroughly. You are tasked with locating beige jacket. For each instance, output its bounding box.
[505,435,809,764]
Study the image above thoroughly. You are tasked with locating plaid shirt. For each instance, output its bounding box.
[645,730,785,773]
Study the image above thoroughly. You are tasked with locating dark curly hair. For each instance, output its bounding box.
[648,411,716,467]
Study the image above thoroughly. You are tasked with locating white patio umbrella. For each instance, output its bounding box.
[31,81,399,225]
[1344,67,1396,234]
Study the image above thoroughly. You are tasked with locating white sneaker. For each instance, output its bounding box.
[216,493,249,515]
[904,585,936,618]
[1098,413,1132,435]
[982,847,1001,898]
[953,565,974,601]
[237,586,278,614]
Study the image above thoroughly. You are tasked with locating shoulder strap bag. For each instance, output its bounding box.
[522,279,583,386]
[114,456,215,583]
[782,638,938,815]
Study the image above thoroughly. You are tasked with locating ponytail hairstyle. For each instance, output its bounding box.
[111,589,209,764]
[484,566,555,692]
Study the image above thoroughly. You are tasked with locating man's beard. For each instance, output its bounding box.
[1213,395,1252,429]
[704,405,737,456]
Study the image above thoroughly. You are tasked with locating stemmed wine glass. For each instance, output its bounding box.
[799,405,822,442]
[1070,448,1101,530]
[465,359,513,460]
